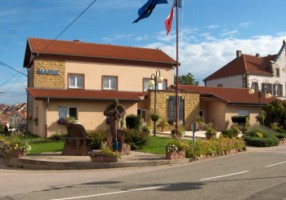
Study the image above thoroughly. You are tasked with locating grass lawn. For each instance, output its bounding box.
[29,141,64,154]
[28,136,172,155]
[139,136,171,155]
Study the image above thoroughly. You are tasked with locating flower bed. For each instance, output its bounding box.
[89,147,120,162]
[186,137,246,159]
[0,135,31,158]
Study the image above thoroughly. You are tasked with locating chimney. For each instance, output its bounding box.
[236,50,242,58]
[73,39,80,42]
[256,53,260,58]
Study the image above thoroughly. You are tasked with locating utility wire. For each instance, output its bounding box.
[0,61,27,77]
[0,0,97,76]
[40,0,97,53]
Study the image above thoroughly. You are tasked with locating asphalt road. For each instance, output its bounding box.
[1,144,286,200]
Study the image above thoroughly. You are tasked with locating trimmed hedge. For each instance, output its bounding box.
[244,136,279,147]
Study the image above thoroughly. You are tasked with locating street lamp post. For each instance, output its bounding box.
[249,87,272,123]
[148,70,163,137]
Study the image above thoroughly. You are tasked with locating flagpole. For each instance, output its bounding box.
[175,0,179,135]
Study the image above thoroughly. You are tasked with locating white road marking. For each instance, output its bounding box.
[50,185,169,200]
[265,161,286,168]
[200,170,249,181]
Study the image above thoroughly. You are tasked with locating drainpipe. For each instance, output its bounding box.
[45,97,49,138]
[26,68,30,133]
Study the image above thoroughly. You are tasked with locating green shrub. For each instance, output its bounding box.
[221,130,234,138]
[171,126,185,138]
[275,128,286,133]
[142,125,151,134]
[125,114,140,129]
[274,133,286,139]
[150,113,160,122]
[246,125,278,138]
[88,130,107,150]
[124,129,149,150]
[157,118,169,131]
[244,136,279,147]
[205,124,217,139]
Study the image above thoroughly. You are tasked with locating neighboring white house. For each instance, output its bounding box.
[204,40,286,99]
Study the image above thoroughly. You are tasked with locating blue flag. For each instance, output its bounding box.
[133,0,168,23]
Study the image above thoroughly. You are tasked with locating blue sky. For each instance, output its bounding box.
[0,0,286,105]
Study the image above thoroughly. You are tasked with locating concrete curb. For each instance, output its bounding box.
[3,153,190,170]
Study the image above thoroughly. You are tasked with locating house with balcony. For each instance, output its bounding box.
[204,40,286,99]
[23,38,200,137]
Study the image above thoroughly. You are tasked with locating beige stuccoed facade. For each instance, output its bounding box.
[27,58,178,137]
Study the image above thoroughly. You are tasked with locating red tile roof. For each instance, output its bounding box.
[27,88,146,101]
[24,38,176,67]
[204,54,275,82]
[176,85,277,104]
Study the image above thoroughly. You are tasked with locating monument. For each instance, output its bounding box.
[104,99,129,154]
[62,122,90,156]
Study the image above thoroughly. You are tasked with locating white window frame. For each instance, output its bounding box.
[103,76,117,90]
[58,106,78,120]
[68,74,84,89]
[143,78,167,91]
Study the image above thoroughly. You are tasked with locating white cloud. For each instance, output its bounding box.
[145,30,286,85]
[208,25,219,29]
[221,30,238,38]
[239,22,252,28]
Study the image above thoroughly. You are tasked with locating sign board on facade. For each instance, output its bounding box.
[37,69,60,75]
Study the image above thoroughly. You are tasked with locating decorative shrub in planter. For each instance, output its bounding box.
[89,147,120,162]
[1,136,31,158]
[165,139,188,160]
[150,113,160,122]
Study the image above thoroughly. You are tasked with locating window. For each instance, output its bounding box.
[274,84,283,96]
[276,68,280,77]
[238,110,249,116]
[251,82,259,92]
[137,109,147,125]
[261,83,272,94]
[59,106,78,119]
[143,78,167,91]
[68,74,84,89]
[167,96,184,124]
[103,76,117,90]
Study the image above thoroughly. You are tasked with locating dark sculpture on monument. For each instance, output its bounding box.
[62,121,90,156]
[104,99,129,154]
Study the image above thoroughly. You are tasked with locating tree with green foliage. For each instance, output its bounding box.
[175,72,198,85]
[262,100,286,128]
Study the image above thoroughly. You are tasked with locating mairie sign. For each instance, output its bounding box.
[37,69,60,75]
